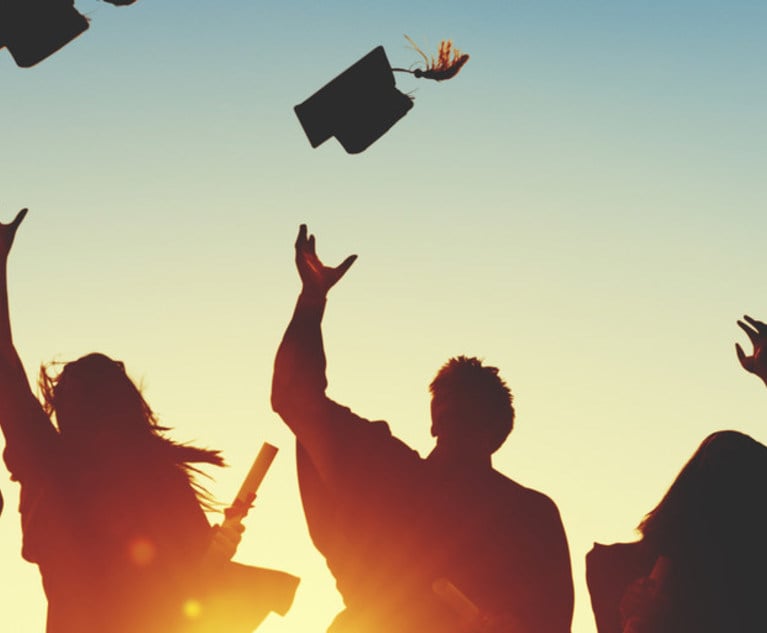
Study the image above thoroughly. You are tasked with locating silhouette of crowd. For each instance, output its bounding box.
[3,12,767,633]
[2,209,763,633]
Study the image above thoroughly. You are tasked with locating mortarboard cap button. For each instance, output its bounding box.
[294,46,413,154]
[0,0,89,68]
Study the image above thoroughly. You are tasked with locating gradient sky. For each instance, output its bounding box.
[1,1,766,631]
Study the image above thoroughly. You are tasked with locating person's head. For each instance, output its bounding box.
[38,352,223,471]
[639,430,767,559]
[40,353,155,439]
[429,356,514,457]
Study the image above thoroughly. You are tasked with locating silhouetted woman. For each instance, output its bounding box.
[587,316,767,633]
[624,431,767,632]
[0,209,229,633]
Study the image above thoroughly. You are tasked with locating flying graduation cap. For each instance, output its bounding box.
[0,0,89,67]
[0,0,138,68]
[294,36,469,154]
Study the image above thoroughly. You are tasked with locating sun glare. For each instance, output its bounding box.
[128,537,156,566]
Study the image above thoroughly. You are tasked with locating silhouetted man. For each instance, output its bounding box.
[272,225,574,633]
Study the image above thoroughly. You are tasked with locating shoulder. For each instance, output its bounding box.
[587,540,656,588]
[493,470,563,518]
[324,401,421,457]
[587,541,657,629]
[351,416,423,467]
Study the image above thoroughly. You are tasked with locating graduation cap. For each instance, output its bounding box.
[0,0,89,68]
[294,38,470,154]
[294,46,414,154]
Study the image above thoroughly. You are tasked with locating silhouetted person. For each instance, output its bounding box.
[0,209,294,633]
[587,315,767,633]
[271,225,574,633]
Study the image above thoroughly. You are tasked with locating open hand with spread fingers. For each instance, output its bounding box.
[295,224,357,301]
[736,315,767,386]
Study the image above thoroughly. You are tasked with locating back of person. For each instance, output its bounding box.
[417,463,571,633]
[588,431,767,633]
[19,442,211,633]
[298,428,571,633]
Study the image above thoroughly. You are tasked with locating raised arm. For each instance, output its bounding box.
[0,208,29,378]
[736,315,767,387]
[0,208,57,479]
[271,224,356,441]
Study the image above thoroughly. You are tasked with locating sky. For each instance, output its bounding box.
[1,1,766,631]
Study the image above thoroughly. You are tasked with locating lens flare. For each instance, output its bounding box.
[128,537,156,566]
[183,599,203,619]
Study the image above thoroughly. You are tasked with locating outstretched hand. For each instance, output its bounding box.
[0,209,28,261]
[736,315,767,386]
[295,224,357,300]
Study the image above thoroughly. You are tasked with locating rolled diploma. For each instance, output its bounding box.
[223,442,279,526]
[235,442,279,504]
[208,442,279,562]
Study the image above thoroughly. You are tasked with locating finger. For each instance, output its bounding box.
[736,344,754,371]
[336,254,358,278]
[737,320,759,345]
[307,234,316,256]
[295,224,308,250]
[743,315,767,333]
[11,208,28,229]
[736,343,749,367]
[210,534,237,559]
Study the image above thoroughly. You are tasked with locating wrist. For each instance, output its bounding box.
[299,287,327,307]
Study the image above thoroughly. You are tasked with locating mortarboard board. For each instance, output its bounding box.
[0,0,89,68]
[294,46,413,154]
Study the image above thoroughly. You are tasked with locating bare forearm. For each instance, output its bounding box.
[0,259,12,349]
[0,256,43,454]
[0,257,25,376]
[271,290,330,424]
[272,224,358,450]
[0,210,50,459]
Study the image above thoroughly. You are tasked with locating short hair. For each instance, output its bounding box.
[429,356,514,453]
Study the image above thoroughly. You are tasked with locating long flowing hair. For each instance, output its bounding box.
[639,430,767,559]
[38,353,225,509]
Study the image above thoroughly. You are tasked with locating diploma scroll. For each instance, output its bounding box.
[222,442,279,528]
[186,441,300,633]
